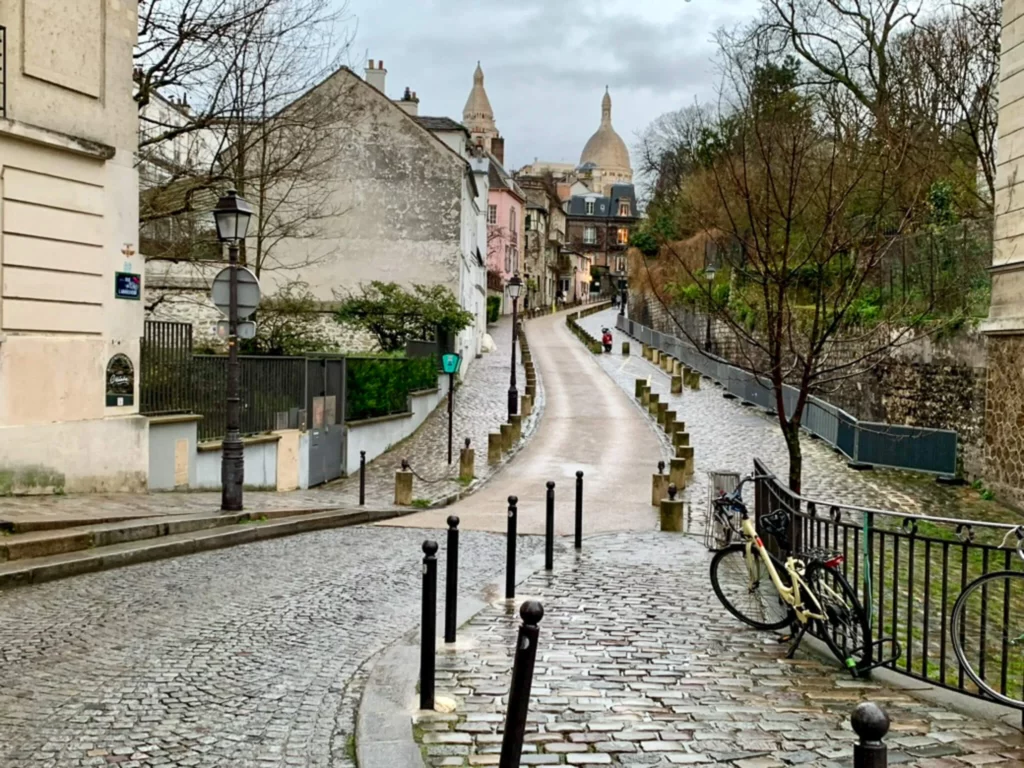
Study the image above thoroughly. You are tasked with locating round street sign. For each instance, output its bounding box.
[211,266,261,319]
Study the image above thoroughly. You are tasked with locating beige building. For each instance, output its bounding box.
[0,1,144,493]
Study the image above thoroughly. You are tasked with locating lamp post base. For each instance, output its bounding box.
[508,387,519,419]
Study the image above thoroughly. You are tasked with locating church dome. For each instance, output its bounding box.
[463,62,495,128]
[580,88,631,172]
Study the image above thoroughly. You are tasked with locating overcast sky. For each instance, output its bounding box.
[342,0,762,172]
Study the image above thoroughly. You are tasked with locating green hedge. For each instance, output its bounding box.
[346,355,439,421]
[487,296,501,324]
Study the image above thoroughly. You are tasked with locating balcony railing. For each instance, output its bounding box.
[0,26,6,118]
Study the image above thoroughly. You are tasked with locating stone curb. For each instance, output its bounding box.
[356,547,552,768]
[0,507,409,589]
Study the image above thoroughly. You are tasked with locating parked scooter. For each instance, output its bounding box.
[601,327,613,353]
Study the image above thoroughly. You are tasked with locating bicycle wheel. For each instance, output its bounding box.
[951,570,1024,708]
[710,544,794,631]
[805,563,871,673]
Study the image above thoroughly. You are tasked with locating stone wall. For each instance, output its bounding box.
[983,336,1024,509]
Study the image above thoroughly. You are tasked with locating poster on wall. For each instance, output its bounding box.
[105,354,135,407]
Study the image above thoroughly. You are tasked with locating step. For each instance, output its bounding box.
[0,506,347,562]
[0,508,404,589]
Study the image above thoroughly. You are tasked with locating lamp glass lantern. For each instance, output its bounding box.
[213,190,254,243]
[442,352,462,375]
[704,264,717,283]
[507,275,523,300]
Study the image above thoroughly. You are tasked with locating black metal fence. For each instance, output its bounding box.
[140,320,194,415]
[752,458,1024,711]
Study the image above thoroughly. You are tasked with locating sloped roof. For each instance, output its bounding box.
[414,116,470,136]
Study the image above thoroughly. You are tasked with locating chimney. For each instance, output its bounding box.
[396,86,420,116]
[492,136,505,166]
[365,58,387,93]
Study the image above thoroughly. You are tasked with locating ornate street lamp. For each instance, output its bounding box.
[619,278,627,317]
[704,264,717,353]
[507,274,522,419]
[213,189,253,511]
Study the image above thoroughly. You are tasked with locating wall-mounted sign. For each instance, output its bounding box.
[105,354,135,407]
[115,272,141,300]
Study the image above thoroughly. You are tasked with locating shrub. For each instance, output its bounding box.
[346,355,438,421]
[487,296,501,324]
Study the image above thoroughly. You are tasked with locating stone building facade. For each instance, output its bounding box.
[0,0,145,493]
[565,185,638,297]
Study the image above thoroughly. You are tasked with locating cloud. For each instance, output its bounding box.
[344,0,760,168]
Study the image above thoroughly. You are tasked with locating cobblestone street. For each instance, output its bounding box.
[0,526,543,767]
[576,310,1024,529]
[0,317,527,527]
[418,533,1024,767]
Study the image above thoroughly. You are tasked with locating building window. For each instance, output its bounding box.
[617,228,629,245]
[618,202,631,216]
[585,200,595,215]
[584,226,597,245]
[617,258,626,273]
[505,245,511,274]
[525,214,532,231]
[488,205,497,224]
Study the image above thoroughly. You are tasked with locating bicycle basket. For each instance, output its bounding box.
[759,509,791,550]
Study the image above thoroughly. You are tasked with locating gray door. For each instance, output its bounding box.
[306,359,345,487]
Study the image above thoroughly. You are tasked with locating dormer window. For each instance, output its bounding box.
[618,202,631,216]
[585,200,595,215]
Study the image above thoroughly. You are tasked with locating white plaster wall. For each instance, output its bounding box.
[195,441,279,490]
[344,374,448,475]
[0,416,148,493]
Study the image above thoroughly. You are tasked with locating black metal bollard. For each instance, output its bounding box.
[420,540,438,711]
[444,516,460,644]
[505,496,518,600]
[852,702,890,768]
[574,471,584,550]
[498,600,545,768]
[359,450,366,506]
[545,481,555,571]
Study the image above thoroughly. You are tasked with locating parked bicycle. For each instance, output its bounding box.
[951,525,1024,708]
[708,474,874,675]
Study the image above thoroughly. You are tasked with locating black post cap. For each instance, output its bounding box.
[520,599,544,625]
[465,437,471,448]
[508,495,518,506]
[546,481,555,490]
[658,461,666,473]
[422,540,439,557]
[447,515,460,529]
[851,702,890,743]
[668,483,677,500]
[576,470,584,479]
[401,458,410,471]
[360,450,366,458]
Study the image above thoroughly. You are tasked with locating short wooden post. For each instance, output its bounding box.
[673,431,690,449]
[500,423,513,452]
[641,386,651,407]
[651,461,668,507]
[671,374,683,394]
[657,401,669,427]
[660,484,684,532]
[678,445,695,476]
[521,394,533,417]
[395,459,413,505]
[635,378,646,398]
[459,439,475,482]
[488,432,503,465]
[669,456,687,489]
[510,414,523,443]
[664,411,678,436]
[622,341,630,355]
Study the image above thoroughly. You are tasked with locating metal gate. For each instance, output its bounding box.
[306,358,345,487]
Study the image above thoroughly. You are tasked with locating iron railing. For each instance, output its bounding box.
[140,320,194,415]
[619,315,958,476]
[0,26,6,118]
[752,458,1024,711]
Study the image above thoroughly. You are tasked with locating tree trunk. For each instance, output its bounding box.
[783,422,802,494]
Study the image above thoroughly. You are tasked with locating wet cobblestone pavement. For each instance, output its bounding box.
[0,317,529,526]
[418,532,1024,767]
[0,525,543,767]
[576,310,1024,531]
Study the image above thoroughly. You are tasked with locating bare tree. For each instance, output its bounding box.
[640,38,937,492]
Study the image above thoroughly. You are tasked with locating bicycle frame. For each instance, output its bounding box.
[739,515,828,624]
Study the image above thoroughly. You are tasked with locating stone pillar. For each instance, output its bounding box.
[651,349,660,366]
[664,411,677,437]
[488,432,502,465]
[622,341,630,355]
[672,419,686,437]
[657,401,669,427]
[671,374,683,394]
[394,463,413,505]
[500,423,513,452]
[521,394,533,417]
[635,378,646,398]
[648,392,660,416]
[673,359,683,376]
[669,457,687,489]
[641,386,651,407]
[678,445,695,477]
[660,484,684,532]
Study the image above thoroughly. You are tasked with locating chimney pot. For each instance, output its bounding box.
[368,60,374,69]
[379,60,384,69]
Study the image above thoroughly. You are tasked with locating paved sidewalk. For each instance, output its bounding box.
[577,310,1024,529]
[0,318,527,527]
[417,533,1024,767]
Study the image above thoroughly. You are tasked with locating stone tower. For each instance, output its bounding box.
[463,62,499,153]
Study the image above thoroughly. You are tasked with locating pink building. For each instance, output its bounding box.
[487,159,526,312]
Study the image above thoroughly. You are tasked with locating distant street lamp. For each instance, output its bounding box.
[704,264,717,353]
[213,189,253,511]
[619,278,627,317]
[507,274,522,419]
